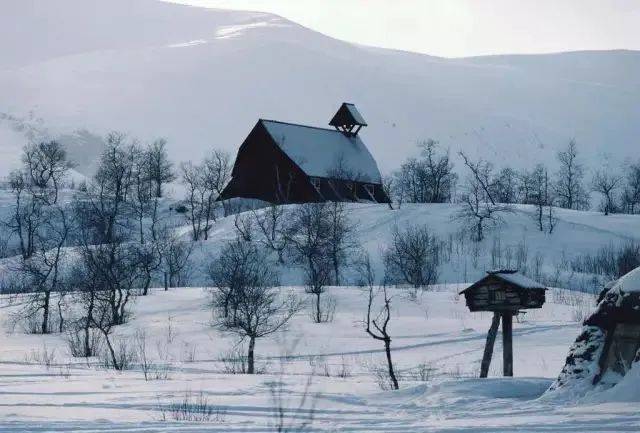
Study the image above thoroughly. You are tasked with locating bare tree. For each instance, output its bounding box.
[210,242,301,374]
[129,144,154,244]
[253,204,289,264]
[358,254,399,390]
[622,161,640,214]
[204,150,232,216]
[383,225,440,291]
[381,174,396,209]
[286,204,334,321]
[22,140,73,204]
[89,133,135,244]
[555,140,589,210]
[181,160,221,241]
[304,253,333,324]
[325,202,358,285]
[208,238,256,319]
[457,153,511,241]
[529,164,556,233]
[6,170,43,259]
[147,138,175,198]
[592,169,623,215]
[493,167,518,204]
[395,140,456,204]
[9,206,69,334]
[181,161,206,241]
[234,212,254,242]
[157,226,193,290]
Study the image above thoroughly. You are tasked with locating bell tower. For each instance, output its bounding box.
[329,102,367,136]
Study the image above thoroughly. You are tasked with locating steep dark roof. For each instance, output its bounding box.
[260,119,382,183]
[329,102,368,127]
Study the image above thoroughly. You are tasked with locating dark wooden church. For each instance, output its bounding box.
[219,103,390,204]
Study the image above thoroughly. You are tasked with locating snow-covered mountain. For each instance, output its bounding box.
[1,0,639,176]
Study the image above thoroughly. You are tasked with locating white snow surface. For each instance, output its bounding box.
[0,285,638,432]
[262,120,382,182]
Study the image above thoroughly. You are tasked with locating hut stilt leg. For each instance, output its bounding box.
[480,312,501,378]
[502,312,513,377]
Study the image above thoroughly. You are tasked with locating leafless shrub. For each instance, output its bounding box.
[308,294,336,324]
[569,241,640,280]
[383,224,441,291]
[308,356,331,377]
[99,336,137,371]
[402,361,436,383]
[159,390,225,422]
[66,326,102,358]
[336,356,352,379]
[218,346,249,374]
[364,360,398,391]
[181,341,197,363]
[25,343,57,368]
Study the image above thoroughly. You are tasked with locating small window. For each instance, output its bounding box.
[492,291,506,302]
[310,177,321,193]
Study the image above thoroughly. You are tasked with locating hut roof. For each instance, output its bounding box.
[460,270,546,294]
[586,266,640,327]
[260,119,382,183]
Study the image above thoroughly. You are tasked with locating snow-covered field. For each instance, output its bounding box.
[1,196,639,431]
[0,284,638,432]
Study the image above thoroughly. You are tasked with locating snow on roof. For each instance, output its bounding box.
[610,266,640,293]
[490,270,547,290]
[344,103,367,126]
[261,120,382,183]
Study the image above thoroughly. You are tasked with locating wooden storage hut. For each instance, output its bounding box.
[460,270,547,377]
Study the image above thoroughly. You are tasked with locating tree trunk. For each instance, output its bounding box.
[142,273,151,296]
[42,291,50,334]
[480,312,501,378]
[164,272,168,291]
[502,312,513,377]
[103,332,120,370]
[139,217,145,245]
[247,336,256,374]
[384,338,399,390]
[57,298,64,333]
[84,292,95,357]
[315,292,321,323]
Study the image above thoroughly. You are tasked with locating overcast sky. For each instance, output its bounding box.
[166,0,640,57]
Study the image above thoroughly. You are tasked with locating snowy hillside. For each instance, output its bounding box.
[181,202,640,292]
[1,0,639,176]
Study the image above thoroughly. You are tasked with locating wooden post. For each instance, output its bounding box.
[502,312,513,377]
[480,312,501,378]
